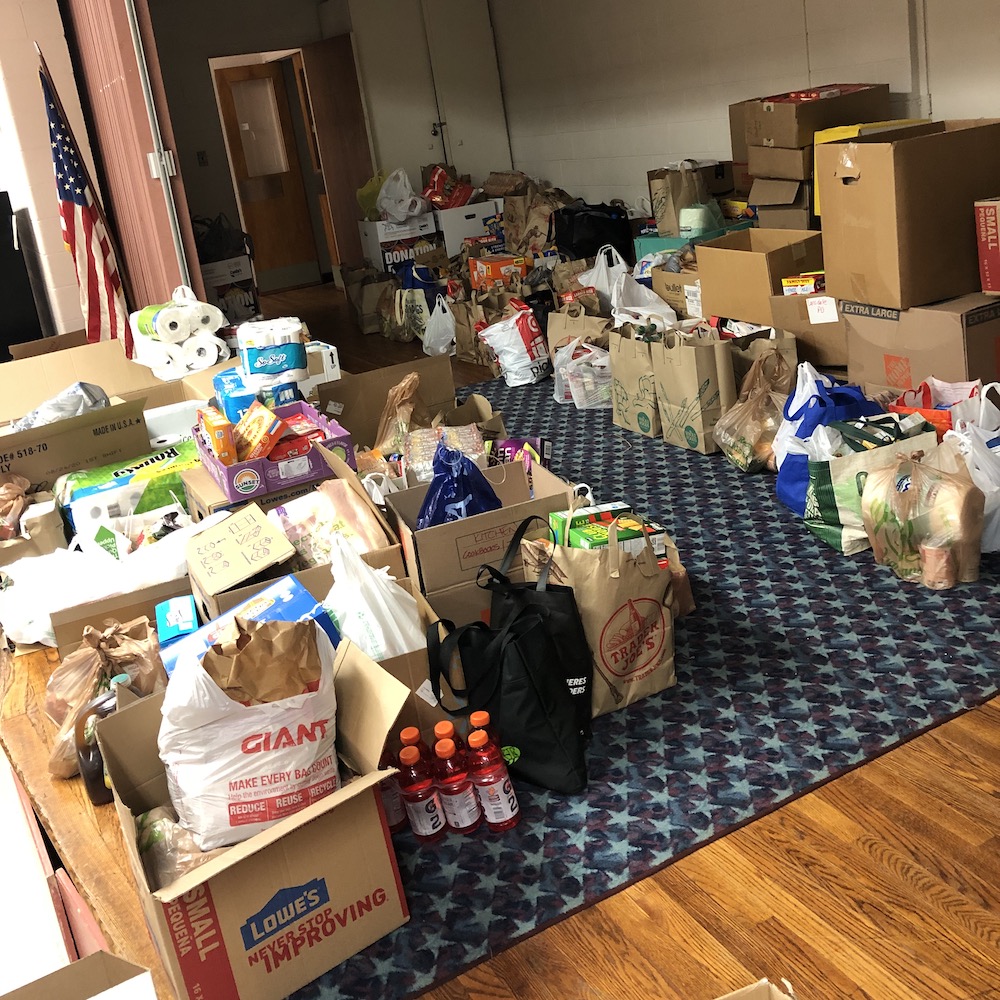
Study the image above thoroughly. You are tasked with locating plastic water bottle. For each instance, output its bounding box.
[74,673,133,807]
[397,746,446,844]
[434,719,466,753]
[433,738,482,835]
[467,729,521,832]
[399,725,434,763]
[378,746,407,834]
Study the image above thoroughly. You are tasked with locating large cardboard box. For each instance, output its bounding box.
[386,462,573,594]
[728,101,754,174]
[817,120,1000,310]
[747,144,813,181]
[97,642,410,1000]
[8,330,88,360]
[975,196,1000,295]
[0,951,155,999]
[697,229,824,326]
[748,179,814,231]
[358,213,443,273]
[744,83,890,149]
[769,293,847,366]
[181,465,332,523]
[433,199,504,257]
[843,294,1000,390]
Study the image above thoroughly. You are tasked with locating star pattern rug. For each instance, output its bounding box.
[299,378,1000,1000]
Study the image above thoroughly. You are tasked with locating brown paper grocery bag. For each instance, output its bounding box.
[609,327,661,438]
[730,331,798,393]
[521,528,675,718]
[451,299,501,376]
[651,333,737,454]
[546,304,611,358]
[647,163,709,237]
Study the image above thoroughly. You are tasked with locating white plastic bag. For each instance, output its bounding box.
[552,336,583,404]
[610,271,678,330]
[944,423,1000,551]
[477,304,552,387]
[422,294,457,357]
[578,245,629,313]
[632,252,671,280]
[377,168,427,223]
[323,535,424,661]
[564,343,613,410]
[771,362,836,470]
[158,619,339,851]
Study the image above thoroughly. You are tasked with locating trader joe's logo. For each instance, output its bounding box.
[599,598,665,678]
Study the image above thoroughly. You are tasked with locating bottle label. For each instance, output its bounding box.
[403,791,445,837]
[441,784,481,830]
[380,778,406,828]
[475,774,520,823]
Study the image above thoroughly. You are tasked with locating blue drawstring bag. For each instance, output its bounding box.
[416,440,502,530]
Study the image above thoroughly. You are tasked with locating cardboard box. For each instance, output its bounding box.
[729,101,753,167]
[744,83,890,149]
[196,401,354,504]
[433,200,504,257]
[0,951,155,999]
[817,120,1000,310]
[975,197,1000,295]
[769,293,847,366]
[8,330,88,360]
[0,496,66,568]
[200,255,260,324]
[651,266,702,320]
[469,253,529,291]
[182,465,332,523]
[317,355,458,450]
[386,462,573,594]
[697,229,824,326]
[714,981,795,1000]
[359,213,443,273]
[748,144,813,180]
[749,179,814,231]
[843,293,1000,391]
[97,642,410,1000]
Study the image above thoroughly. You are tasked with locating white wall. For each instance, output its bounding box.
[490,0,920,207]
[926,0,1000,117]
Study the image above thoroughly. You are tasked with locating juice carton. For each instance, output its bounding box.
[197,406,237,467]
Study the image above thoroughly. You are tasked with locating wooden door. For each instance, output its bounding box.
[299,36,373,267]
[214,62,319,291]
[60,0,199,305]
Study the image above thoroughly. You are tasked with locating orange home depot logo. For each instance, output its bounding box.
[599,599,665,678]
[883,354,913,390]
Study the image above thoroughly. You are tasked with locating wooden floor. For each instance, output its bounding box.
[264,282,1000,1000]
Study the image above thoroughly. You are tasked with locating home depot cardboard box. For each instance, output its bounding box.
[386,461,573,595]
[743,83,890,149]
[697,229,824,326]
[817,120,1000,310]
[769,292,847,366]
[748,179,814,230]
[97,641,410,1000]
[747,144,813,181]
[0,951,156,999]
[975,197,1000,295]
[843,294,1000,390]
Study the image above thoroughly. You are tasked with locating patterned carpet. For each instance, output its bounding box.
[300,378,1000,1000]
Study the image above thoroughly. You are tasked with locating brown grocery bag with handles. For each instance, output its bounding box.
[609,326,661,438]
[521,519,675,718]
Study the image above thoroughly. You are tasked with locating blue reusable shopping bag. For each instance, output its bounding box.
[775,379,884,517]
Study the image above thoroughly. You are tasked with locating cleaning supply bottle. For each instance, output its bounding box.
[399,725,434,762]
[378,745,408,834]
[396,746,446,844]
[74,673,133,807]
[467,728,521,833]
[433,738,482,835]
[434,719,466,753]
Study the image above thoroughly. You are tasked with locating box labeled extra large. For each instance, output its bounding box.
[817,120,1000,310]
[697,229,823,326]
[843,293,1000,391]
[97,641,410,1000]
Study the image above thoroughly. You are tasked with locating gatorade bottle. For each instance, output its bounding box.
[74,673,133,807]
[399,726,434,763]
[397,746,446,844]
[469,710,499,745]
[433,739,482,835]
[467,729,521,832]
[434,719,466,753]
[378,746,408,834]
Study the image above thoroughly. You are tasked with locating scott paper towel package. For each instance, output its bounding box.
[236,317,309,390]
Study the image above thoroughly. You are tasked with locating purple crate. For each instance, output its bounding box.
[195,400,355,503]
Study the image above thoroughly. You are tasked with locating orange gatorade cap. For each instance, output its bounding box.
[468,730,489,749]
[434,721,455,741]
[435,739,456,758]
[399,746,420,765]
[469,711,490,730]
[399,727,421,745]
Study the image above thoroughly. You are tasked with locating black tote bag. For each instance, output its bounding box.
[427,610,588,794]
[550,201,635,266]
[477,516,593,736]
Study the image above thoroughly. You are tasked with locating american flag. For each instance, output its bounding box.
[40,65,132,356]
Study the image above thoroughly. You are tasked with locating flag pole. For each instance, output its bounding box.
[36,42,135,313]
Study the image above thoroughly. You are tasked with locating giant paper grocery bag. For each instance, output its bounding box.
[651,334,736,454]
[609,328,661,438]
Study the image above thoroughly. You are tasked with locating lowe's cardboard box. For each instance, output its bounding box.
[817,120,1000,310]
[843,294,1000,391]
[698,229,823,326]
[97,642,410,1000]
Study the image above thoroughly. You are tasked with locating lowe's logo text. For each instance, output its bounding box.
[240,879,330,949]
